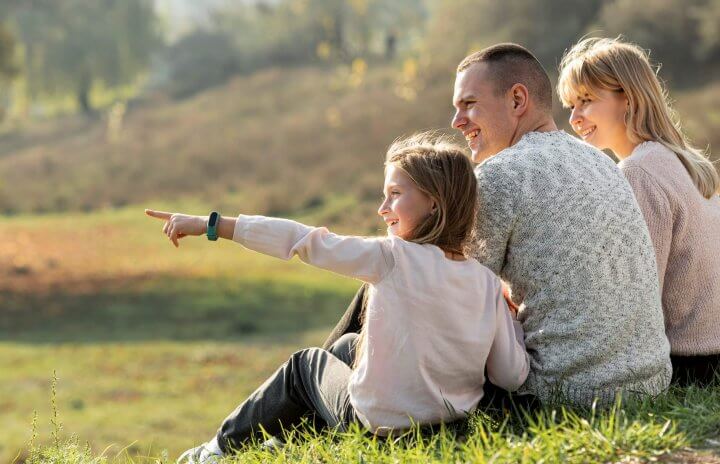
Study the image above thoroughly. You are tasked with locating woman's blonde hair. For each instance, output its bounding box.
[557,36,719,198]
[352,131,478,369]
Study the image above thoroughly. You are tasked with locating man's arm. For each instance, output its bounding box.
[473,163,517,276]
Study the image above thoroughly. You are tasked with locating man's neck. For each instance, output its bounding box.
[509,114,558,147]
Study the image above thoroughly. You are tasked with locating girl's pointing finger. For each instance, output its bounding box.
[145,209,173,220]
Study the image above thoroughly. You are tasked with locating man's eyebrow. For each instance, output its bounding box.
[453,94,476,106]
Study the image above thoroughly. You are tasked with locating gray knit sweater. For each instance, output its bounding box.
[474,130,672,406]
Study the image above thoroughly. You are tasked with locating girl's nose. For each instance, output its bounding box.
[377,198,390,216]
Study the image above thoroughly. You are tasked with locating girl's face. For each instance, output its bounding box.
[568,88,635,157]
[378,165,435,239]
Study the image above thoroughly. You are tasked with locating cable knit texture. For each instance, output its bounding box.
[619,141,720,356]
[473,130,672,407]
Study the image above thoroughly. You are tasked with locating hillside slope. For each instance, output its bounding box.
[0,65,717,230]
[0,65,452,232]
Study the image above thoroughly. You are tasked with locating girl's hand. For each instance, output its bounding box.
[502,281,519,317]
[145,209,207,248]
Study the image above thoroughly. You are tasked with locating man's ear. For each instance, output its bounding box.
[509,83,529,115]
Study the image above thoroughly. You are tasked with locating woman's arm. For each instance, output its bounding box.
[621,167,673,291]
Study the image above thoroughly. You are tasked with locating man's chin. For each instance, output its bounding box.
[471,144,506,163]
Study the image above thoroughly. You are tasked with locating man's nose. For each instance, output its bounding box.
[451,111,465,130]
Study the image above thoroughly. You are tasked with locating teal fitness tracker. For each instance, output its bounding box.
[207,211,220,241]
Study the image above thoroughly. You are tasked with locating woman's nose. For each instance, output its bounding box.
[569,106,583,126]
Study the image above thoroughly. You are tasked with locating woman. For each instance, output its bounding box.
[558,37,720,386]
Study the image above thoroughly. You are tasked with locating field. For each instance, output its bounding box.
[2,65,720,463]
[3,208,720,464]
[0,206,358,463]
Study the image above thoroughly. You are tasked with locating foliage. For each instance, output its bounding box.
[423,0,603,76]
[596,0,720,87]
[423,0,719,89]
[158,30,241,99]
[9,0,162,113]
[0,23,16,80]
[214,0,426,67]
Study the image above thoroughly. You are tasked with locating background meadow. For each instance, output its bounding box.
[1,0,719,462]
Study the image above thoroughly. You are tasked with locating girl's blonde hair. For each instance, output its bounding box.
[557,36,719,198]
[385,131,478,255]
[352,131,478,369]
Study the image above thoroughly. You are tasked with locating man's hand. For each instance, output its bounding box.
[145,209,207,248]
[502,281,519,317]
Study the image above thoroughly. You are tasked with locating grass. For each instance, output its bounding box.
[3,209,720,463]
[0,206,360,462]
[15,374,720,463]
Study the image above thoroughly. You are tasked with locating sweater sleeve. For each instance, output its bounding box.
[485,281,530,391]
[473,163,517,275]
[233,215,394,284]
[621,166,673,291]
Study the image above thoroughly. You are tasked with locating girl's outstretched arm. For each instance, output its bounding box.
[145,210,394,284]
[233,214,394,284]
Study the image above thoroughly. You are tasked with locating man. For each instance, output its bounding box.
[326,43,671,407]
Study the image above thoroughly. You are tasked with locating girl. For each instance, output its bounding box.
[558,37,720,386]
[146,133,529,462]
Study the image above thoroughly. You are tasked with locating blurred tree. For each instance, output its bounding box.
[0,24,16,80]
[11,0,161,114]
[597,0,720,86]
[215,0,426,70]
[424,0,603,76]
[160,30,241,99]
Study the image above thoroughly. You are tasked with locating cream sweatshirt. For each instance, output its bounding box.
[232,214,529,434]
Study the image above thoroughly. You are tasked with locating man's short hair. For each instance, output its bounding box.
[457,43,553,112]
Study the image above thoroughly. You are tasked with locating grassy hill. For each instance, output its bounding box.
[1,63,717,226]
[0,64,453,232]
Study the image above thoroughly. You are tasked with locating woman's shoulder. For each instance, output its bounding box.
[620,141,679,173]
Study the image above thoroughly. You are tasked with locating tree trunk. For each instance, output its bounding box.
[77,73,92,116]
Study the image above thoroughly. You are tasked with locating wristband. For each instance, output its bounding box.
[206,211,220,241]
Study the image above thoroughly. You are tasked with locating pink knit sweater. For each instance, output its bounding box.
[619,141,720,355]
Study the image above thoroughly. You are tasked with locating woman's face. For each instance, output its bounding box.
[377,165,435,239]
[568,88,634,156]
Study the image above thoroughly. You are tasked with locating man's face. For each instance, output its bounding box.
[451,63,517,163]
